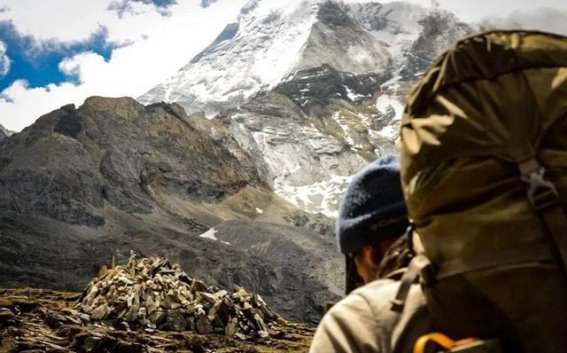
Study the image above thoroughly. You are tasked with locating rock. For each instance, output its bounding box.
[225,317,237,338]
[164,312,187,332]
[195,314,213,335]
[90,303,111,320]
[199,292,217,305]
[0,288,318,352]
[0,96,342,324]
[0,308,17,327]
[78,254,282,339]
[191,280,208,293]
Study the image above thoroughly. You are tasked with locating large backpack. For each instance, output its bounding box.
[399,31,567,353]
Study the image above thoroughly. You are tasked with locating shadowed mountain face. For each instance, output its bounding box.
[0,97,340,323]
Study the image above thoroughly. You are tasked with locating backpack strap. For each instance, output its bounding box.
[391,254,432,313]
[519,157,567,275]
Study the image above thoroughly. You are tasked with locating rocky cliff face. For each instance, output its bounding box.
[0,97,339,322]
[139,0,473,216]
[207,64,396,216]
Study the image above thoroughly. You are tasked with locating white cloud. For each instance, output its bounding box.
[0,0,248,131]
[0,0,116,42]
[0,41,10,77]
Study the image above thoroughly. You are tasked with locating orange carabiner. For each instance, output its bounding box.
[414,332,479,353]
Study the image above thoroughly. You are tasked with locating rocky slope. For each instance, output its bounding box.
[0,97,340,323]
[139,0,473,215]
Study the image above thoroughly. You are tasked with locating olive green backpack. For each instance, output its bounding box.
[398,31,567,353]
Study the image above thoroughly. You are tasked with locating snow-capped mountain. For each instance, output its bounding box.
[141,0,423,114]
[140,0,473,216]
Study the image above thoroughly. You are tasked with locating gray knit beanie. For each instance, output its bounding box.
[337,155,409,254]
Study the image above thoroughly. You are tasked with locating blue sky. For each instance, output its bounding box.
[0,0,248,131]
[0,0,185,92]
[0,22,117,92]
[1,0,567,132]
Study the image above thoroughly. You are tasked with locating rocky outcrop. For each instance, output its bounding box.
[0,97,339,322]
[0,98,261,226]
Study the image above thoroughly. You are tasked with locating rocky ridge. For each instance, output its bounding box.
[0,96,340,323]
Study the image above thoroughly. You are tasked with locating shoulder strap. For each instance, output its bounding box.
[391,254,432,313]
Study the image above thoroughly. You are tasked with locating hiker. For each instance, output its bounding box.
[309,155,430,353]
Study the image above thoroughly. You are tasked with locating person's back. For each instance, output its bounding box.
[309,156,430,353]
[311,272,428,353]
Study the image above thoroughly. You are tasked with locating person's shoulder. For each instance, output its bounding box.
[350,279,400,312]
[349,278,427,320]
[311,281,396,353]
[320,279,403,330]
[353,278,430,353]
[352,278,399,297]
[324,284,383,320]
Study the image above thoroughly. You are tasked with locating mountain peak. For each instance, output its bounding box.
[138,0,451,116]
[139,0,321,114]
[138,0,473,216]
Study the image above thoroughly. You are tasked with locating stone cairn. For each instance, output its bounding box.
[77,254,279,340]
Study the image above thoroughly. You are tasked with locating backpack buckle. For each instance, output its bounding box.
[521,167,559,210]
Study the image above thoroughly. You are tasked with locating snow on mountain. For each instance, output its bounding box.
[138,0,422,115]
[206,64,403,217]
[140,0,321,114]
[341,1,428,60]
[140,0,473,216]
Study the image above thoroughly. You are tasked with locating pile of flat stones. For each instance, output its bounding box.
[77,254,279,340]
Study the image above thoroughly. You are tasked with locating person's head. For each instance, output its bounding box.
[337,155,409,291]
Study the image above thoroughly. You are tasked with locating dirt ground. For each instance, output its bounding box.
[0,288,315,353]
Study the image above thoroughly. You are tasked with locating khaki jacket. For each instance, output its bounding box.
[309,279,429,353]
